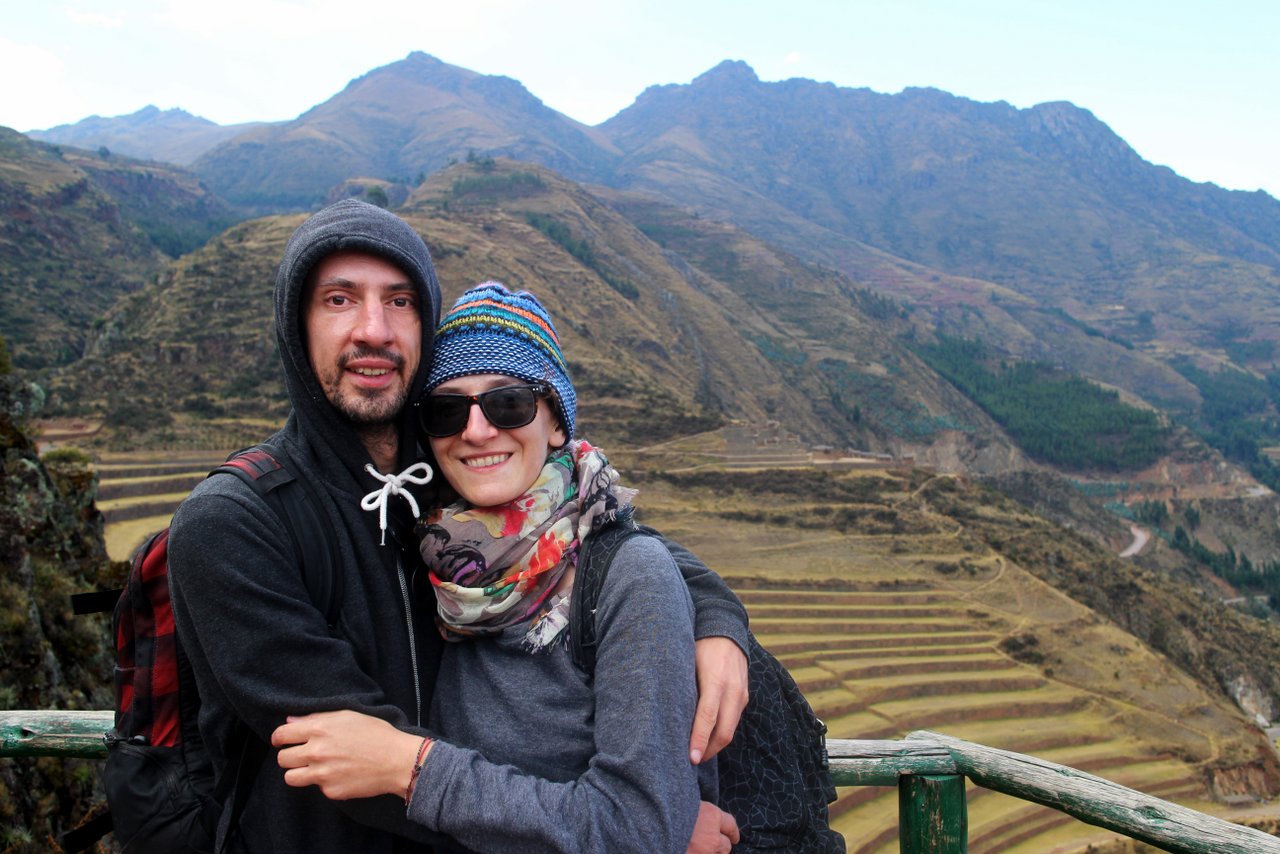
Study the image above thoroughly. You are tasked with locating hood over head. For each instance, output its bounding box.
[274,198,442,478]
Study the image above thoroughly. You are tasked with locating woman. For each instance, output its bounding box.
[273,283,722,853]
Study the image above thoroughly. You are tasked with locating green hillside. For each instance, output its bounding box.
[0,129,237,370]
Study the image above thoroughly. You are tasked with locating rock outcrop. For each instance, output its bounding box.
[1,371,115,851]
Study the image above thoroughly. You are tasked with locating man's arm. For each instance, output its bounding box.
[654,530,751,649]
[649,529,751,763]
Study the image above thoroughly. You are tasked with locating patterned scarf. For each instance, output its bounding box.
[420,439,636,651]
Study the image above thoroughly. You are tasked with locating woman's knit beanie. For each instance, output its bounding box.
[426,282,576,438]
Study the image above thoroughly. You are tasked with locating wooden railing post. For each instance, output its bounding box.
[898,773,967,853]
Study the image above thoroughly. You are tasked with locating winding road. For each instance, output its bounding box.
[1119,524,1150,558]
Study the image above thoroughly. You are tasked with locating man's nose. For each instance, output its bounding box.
[354,302,393,345]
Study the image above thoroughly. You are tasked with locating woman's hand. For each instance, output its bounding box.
[271,710,426,801]
[685,801,740,854]
[689,636,749,764]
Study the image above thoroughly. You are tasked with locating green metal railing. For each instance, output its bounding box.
[3,712,1278,852]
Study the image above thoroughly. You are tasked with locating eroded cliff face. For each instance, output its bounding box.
[1209,752,1280,803]
[1,375,115,851]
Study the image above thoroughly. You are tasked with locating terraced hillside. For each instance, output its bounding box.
[89,447,1280,851]
[96,450,228,559]
[627,459,1280,852]
[738,582,1225,852]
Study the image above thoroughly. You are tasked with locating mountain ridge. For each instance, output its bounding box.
[27,104,270,166]
[31,54,1280,384]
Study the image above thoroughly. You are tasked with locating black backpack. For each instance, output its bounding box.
[65,444,340,854]
[569,519,846,854]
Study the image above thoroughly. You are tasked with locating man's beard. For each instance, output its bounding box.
[321,347,411,427]
[330,383,410,427]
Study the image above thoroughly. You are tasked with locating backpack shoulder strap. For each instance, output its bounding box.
[213,443,342,627]
[568,509,646,674]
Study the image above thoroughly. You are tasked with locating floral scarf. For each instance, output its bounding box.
[420,439,636,651]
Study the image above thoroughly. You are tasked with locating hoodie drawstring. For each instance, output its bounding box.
[361,462,433,544]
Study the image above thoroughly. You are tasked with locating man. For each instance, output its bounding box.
[169,199,749,853]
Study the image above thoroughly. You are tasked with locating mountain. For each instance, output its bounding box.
[169,53,1280,391]
[27,105,269,167]
[192,52,617,212]
[21,52,1280,478]
[600,61,1280,374]
[0,129,237,369]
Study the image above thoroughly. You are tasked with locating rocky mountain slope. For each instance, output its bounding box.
[600,61,1280,378]
[191,52,616,212]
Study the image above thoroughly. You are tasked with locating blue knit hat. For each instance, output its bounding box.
[426,282,576,438]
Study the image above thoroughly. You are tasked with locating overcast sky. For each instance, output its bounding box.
[2,0,1276,197]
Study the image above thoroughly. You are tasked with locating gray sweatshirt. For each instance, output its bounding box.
[410,534,713,853]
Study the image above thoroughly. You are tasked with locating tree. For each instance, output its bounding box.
[365,186,389,208]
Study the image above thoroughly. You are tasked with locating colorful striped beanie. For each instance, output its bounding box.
[426,282,576,438]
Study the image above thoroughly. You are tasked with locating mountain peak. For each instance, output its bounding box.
[692,60,759,87]
[1026,100,1133,162]
[401,50,447,70]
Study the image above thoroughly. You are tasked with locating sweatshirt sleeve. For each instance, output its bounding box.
[408,536,703,854]
[654,529,751,653]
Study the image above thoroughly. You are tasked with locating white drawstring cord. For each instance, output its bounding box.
[361,462,433,545]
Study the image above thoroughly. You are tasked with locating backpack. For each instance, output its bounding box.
[569,518,845,854]
[64,444,340,854]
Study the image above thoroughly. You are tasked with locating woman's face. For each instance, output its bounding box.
[427,373,567,509]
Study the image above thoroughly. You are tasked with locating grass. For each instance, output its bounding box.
[105,515,171,561]
[97,490,196,512]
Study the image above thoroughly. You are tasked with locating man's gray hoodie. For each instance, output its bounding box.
[170,199,448,854]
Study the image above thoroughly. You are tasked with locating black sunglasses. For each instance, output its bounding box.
[418,383,549,437]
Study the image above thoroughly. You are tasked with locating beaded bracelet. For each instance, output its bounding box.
[405,736,434,806]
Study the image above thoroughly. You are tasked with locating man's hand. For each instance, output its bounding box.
[685,801,740,854]
[690,636,749,763]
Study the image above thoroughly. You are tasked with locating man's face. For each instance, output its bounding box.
[303,250,421,427]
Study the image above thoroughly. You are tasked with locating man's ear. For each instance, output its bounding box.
[551,420,568,448]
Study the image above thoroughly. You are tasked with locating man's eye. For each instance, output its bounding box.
[327,295,349,306]
[392,297,414,308]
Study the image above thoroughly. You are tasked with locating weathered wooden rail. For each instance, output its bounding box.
[3,712,1277,852]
